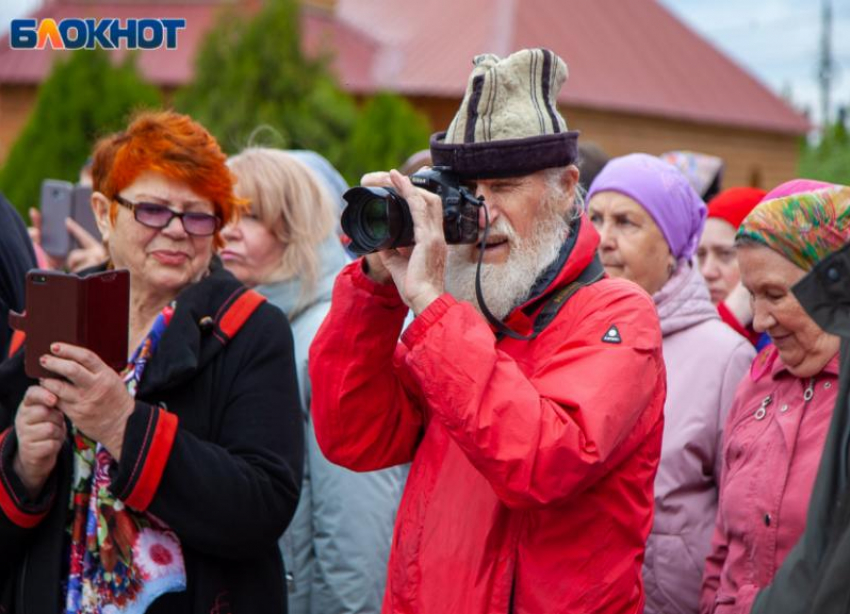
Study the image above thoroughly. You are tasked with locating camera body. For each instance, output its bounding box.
[409,168,480,244]
[341,167,480,255]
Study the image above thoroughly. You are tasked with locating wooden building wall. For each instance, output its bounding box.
[410,95,801,191]
[0,87,801,194]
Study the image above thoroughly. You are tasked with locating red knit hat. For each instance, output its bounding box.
[706,186,768,231]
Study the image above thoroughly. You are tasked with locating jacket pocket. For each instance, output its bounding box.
[723,400,775,483]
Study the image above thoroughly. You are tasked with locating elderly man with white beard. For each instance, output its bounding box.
[309,48,666,614]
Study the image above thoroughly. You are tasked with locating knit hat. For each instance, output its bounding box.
[738,185,850,272]
[430,48,580,179]
[586,153,707,260]
[707,187,767,231]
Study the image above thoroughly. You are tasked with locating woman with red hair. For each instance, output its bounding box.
[0,111,303,613]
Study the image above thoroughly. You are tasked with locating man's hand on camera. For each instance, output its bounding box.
[377,170,446,316]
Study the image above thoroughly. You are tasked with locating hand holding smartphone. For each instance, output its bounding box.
[8,269,130,379]
[39,180,102,259]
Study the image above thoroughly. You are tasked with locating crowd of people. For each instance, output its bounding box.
[0,46,848,614]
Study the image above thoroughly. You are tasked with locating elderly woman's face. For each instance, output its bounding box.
[697,218,739,305]
[739,244,840,377]
[588,191,675,295]
[96,171,216,297]
[220,213,285,288]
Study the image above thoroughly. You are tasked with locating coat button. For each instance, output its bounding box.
[827,266,841,282]
[764,513,771,526]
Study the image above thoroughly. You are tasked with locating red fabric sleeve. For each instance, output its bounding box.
[402,281,665,509]
[309,260,424,471]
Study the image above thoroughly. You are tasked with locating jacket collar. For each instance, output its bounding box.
[751,343,841,382]
[653,259,719,337]
[255,233,349,322]
[501,213,601,334]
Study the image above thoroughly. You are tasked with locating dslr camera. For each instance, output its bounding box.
[341,167,481,255]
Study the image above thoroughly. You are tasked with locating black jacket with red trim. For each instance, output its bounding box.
[0,259,304,614]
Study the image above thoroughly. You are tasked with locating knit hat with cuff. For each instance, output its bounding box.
[430,48,579,179]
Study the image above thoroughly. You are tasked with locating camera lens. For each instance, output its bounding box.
[361,198,390,242]
[341,187,415,255]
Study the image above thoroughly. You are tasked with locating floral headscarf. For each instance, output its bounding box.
[737,185,850,271]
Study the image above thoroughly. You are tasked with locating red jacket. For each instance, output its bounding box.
[309,218,666,614]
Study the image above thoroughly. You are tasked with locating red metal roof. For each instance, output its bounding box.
[328,0,810,134]
[0,0,809,134]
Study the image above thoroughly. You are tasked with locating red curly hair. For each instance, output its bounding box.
[91,110,246,249]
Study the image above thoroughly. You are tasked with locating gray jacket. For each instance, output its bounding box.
[750,241,850,614]
[258,235,407,614]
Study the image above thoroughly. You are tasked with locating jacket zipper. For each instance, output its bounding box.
[803,378,815,403]
[754,395,772,420]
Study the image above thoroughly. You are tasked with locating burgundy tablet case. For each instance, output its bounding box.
[8,269,130,379]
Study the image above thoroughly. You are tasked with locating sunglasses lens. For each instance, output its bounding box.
[135,203,173,228]
[183,213,220,236]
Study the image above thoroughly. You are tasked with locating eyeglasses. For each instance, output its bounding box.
[114,195,221,237]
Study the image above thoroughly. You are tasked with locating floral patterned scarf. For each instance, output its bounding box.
[64,302,186,613]
[737,185,850,271]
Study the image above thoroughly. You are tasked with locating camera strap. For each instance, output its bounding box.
[473,196,606,342]
[481,255,605,342]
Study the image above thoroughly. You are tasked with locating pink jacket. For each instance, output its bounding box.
[644,262,755,614]
[699,347,840,614]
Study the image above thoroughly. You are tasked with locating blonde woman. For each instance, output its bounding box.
[223,148,406,614]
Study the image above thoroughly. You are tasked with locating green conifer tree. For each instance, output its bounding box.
[342,92,432,182]
[174,0,357,166]
[0,50,160,217]
[175,0,433,184]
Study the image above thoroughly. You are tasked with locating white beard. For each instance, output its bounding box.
[444,198,571,320]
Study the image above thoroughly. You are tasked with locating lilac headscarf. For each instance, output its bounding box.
[587,153,707,259]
